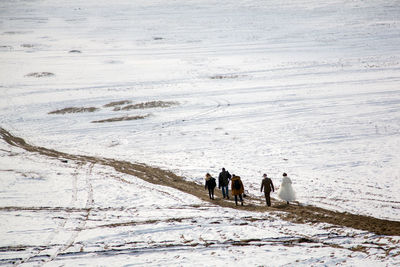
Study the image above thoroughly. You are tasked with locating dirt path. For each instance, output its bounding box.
[1,127,399,236]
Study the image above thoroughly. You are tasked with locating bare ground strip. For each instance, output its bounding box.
[48,107,99,115]
[1,127,399,236]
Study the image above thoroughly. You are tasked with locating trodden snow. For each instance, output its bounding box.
[1,0,400,266]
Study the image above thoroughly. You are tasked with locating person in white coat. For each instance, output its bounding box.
[277,172,296,204]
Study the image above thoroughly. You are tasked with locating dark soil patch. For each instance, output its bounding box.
[114,101,178,111]
[91,115,149,123]
[21,44,35,48]
[1,127,399,236]
[48,107,98,115]
[210,74,240,80]
[103,100,132,108]
[25,72,55,78]
[0,45,13,50]
[3,31,29,35]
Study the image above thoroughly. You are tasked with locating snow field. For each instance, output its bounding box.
[1,142,400,265]
[1,0,400,265]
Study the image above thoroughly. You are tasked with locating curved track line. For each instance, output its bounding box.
[12,164,84,266]
[128,97,231,137]
[43,163,94,264]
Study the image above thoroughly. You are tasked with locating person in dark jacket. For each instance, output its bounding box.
[205,173,216,199]
[231,174,244,206]
[260,173,275,206]
[218,168,231,199]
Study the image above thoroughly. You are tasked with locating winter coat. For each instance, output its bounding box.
[205,177,216,190]
[231,175,244,196]
[218,170,231,188]
[261,178,274,193]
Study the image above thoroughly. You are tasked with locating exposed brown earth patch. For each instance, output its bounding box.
[210,74,240,79]
[91,115,149,123]
[48,107,99,115]
[21,44,35,48]
[103,100,132,108]
[1,127,399,236]
[25,72,55,78]
[114,101,178,111]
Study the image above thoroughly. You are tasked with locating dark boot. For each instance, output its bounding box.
[266,194,271,207]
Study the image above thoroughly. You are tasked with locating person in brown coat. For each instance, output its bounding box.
[231,174,244,206]
[260,173,275,206]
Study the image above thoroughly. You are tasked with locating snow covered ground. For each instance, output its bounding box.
[1,0,400,265]
[1,144,399,266]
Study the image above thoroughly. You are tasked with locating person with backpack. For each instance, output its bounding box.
[205,173,217,200]
[218,168,231,199]
[231,174,244,206]
[260,173,275,206]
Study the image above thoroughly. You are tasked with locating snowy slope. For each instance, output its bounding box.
[1,143,399,266]
[1,0,400,265]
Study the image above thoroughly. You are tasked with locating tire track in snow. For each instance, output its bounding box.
[12,163,94,266]
[11,234,386,263]
[12,163,83,266]
[43,163,95,264]
[128,97,231,137]
[109,173,194,204]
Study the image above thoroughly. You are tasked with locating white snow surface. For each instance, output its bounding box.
[1,0,400,265]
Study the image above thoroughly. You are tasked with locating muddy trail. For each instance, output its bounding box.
[1,127,399,236]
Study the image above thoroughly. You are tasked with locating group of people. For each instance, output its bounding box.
[205,168,296,207]
[205,168,245,206]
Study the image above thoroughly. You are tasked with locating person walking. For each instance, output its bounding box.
[218,168,231,199]
[205,173,216,200]
[260,173,275,206]
[231,174,244,206]
[277,172,296,204]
